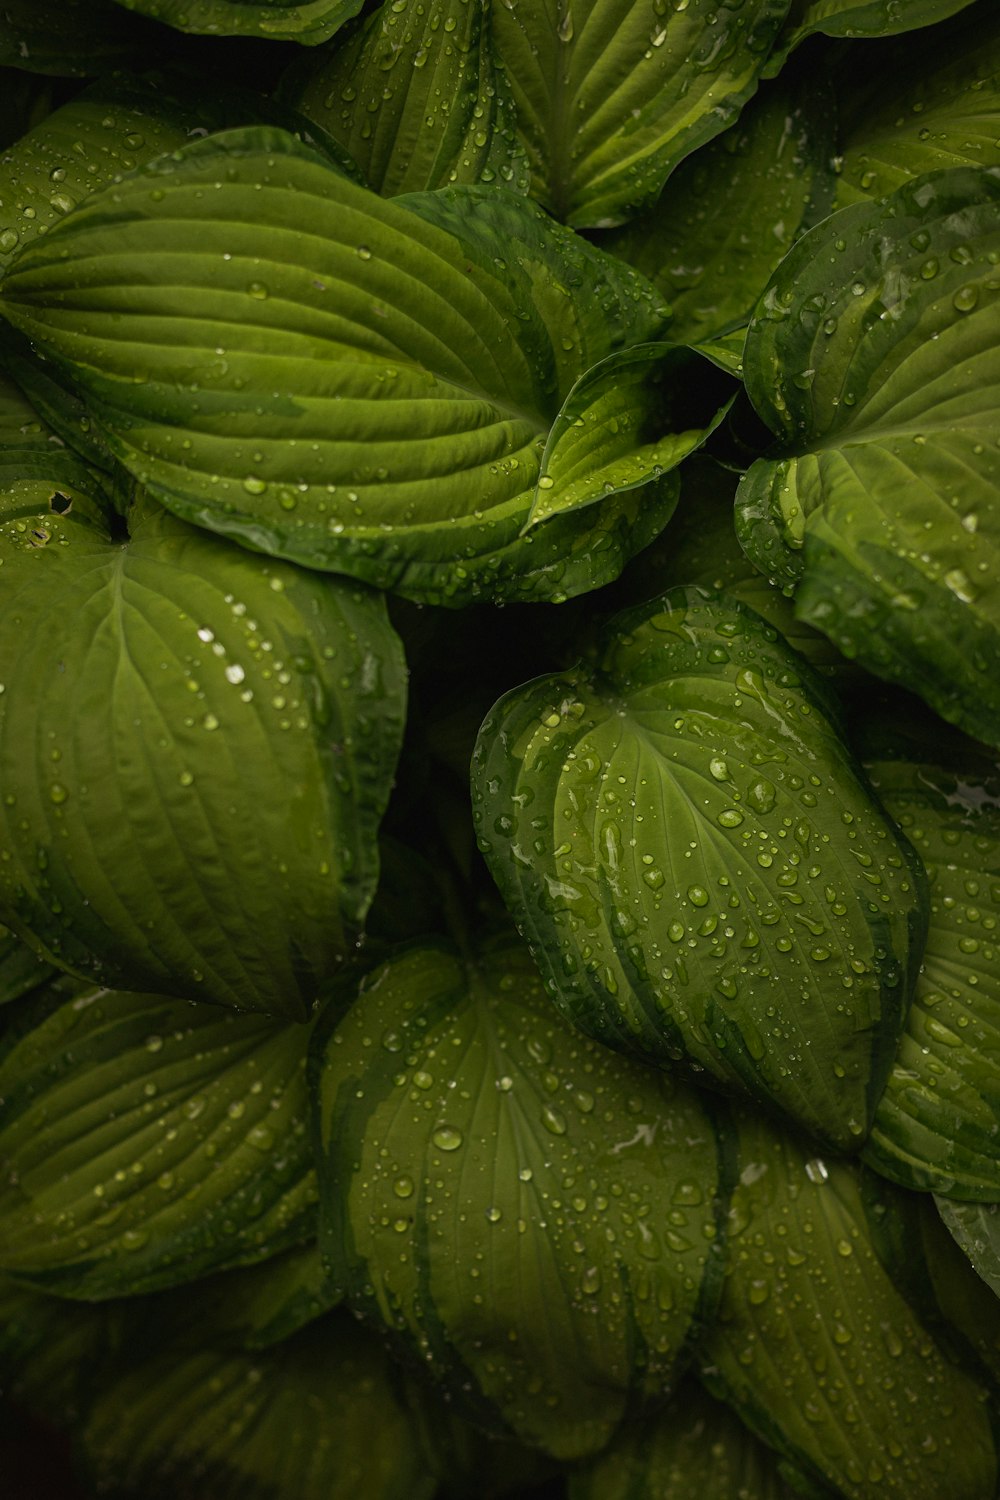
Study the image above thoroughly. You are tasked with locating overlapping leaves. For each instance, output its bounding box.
[473,587,925,1149]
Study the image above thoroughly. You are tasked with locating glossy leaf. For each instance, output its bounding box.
[314,935,728,1459]
[490,0,791,228]
[0,983,318,1297]
[567,1379,796,1500]
[472,587,925,1150]
[767,0,978,72]
[937,1197,1000,1298]
[0,494,406,1018]
[604,64,837,351]
[862,752,1000,1196]
[280,0,528,196]
[836,6,1000,207]
[111,0,364,44]
[736,167,1000,746]
[0,125,691,606]
[700,1109,998,1500]
[82,1311,436,1499]
[0,0,162,75]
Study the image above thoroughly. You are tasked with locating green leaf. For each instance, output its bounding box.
[603,63,837,351]
[0,125,679,605]
[860,752,1000,1197]
[82,1311,436,1499]
[527,344,734,529]
[937,1197,1000,1298]
[280,0,529,196]
[0,982,319,1297]
[0,0,163,75]
[110,0,364,44]
[0,924,53,1007]
[700,1109,998,1500]
[313,934,729,1459]
[836,6,1000,207]
[472,586,925,1151]
[0,494,406,1019]
[490,0,791,228]
[567,1379,797,1500]
[736,167,1000,746]
[766,0,979,73]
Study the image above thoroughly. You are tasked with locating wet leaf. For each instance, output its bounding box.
[0,982,318,1297]
[0,125,681,606]
[937,1197,1000,1298]
[490,0,790,228]
[313,934,729,1459]
[736,166,1000,747]
[700,1108,998,1500]
[473,586,925,1150]
[110,0,364,44]
[0,493,406,1018]
[280,0,529,197]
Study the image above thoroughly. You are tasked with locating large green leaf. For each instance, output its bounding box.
[835,4,1000,207]
[280,0,528,196]
[567,1379,796,1500]
[472,586,925,1151]
[766,0,978,73]
[313,934,729,1459]
[0,982,318,1297]
[0,125,707,605]
[860,752,1000,1196]
[937,1198,1000,1298]
[0,0,162,75]
[82,1311,436,1499]
[603,63,836,353]
[489,0,791,228]
[111,0,363,43]
[0,492,406,1018]
[736,167,1000,746]
[700,1109,998,1500]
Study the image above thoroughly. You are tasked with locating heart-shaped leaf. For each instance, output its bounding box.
[736,167,1000,746]
[0,125,695,606]
[313,934,729,1459]
[473,586,925,1150]
[0,981,318,1297]
[490,0,791,228]
[700,1109,998,1500]
[0,492,406,1018]
[280,0,528,197]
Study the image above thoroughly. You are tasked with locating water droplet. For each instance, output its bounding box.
[432,1126,463,1152]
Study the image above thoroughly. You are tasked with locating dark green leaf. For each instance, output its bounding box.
[736,167,1000,746]
[0,494,406,1018]
[937,1197,1000,1298]
[0,125,683,605]
[567,1378,797,1500]
[861,752,1000,1196]
[110,0,364,44]
[280,0,528,196]
[82,1311,436,1499]
[472,586,925,1150]
[0,983,318,1297]
[0,1272,121,1422]
[0,69,52,149]
[490,0,791,228]
[603,63,837,352]
[314,934,729,1459]
[0,923,53,1006]
[700,1109,998,1500]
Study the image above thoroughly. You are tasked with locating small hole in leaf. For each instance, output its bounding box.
[49,491,72,515]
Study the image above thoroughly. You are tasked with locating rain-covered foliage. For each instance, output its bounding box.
[0,2,999,1497]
